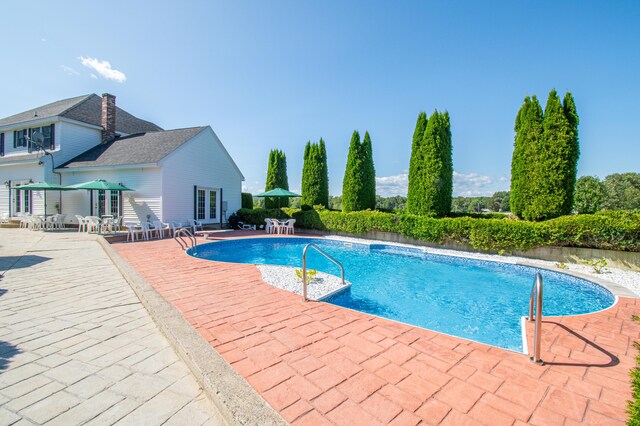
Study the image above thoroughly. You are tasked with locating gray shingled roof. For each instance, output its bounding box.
[0,94,163,134]
[59,127,207,169]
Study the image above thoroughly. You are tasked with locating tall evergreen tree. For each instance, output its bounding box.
[511,90,580,221]
[342,131,376,212]
[510,96,543,218]
[319,138,329,207]
[407,112,428,214]
[533,89,575,220]
[301,138,329,208]
[407,111,453,217]
[264,149,289,209]
[562,92,580,214]
[361,132,377,209]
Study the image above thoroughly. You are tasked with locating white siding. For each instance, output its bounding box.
[54,122,101,166]
[0,162,45,218]
[60,167,162,224]
[0,187,8,216]
[160,127,243,224]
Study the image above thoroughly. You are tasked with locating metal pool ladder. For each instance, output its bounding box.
[175,228,197,254]
[528,273,544,364]
[302,243,345,302]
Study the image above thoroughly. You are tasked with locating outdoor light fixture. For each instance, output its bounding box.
[3,181,9,188]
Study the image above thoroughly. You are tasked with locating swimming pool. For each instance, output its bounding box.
[189,237,615,351]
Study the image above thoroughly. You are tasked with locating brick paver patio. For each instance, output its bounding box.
[113,232,640,425]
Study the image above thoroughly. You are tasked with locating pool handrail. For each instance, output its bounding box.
[302,243,345,302]
[527,273,544,364]
[175,228,197,254]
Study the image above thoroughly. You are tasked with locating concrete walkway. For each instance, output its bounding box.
[0,230,224,425]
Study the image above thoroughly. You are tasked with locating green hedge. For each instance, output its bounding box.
[236,208,640,252]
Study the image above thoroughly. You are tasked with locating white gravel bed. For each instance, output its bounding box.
[257,264,350,301]
[325,235,640,297]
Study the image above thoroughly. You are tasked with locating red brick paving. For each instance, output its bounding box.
[113,232,640,425]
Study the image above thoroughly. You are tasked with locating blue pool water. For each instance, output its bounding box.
[189,237,615,351]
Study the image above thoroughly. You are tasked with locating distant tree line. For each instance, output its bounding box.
[574,173,640,213]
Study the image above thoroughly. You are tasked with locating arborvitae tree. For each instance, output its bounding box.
[510,96,543,218]
[319,139,329,207]
[562,92,580,214]
[532,89,575,220]
[511,90,580,221]
[407,111,453,217]
[264,149,289,209]
[342,130,376,212]
[301,138,329,208]
[407,112,428,214]
[361,131,377,210]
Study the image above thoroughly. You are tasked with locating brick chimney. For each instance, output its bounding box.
[101,93,116,144]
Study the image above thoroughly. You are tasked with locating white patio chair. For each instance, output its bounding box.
[152,220,170,239]
[30,216,44,231]
[281,219,296,235]
[19,213,30,229]
[86,216,100,233]
[188,219,204,233]
[264,218,274,234]
[56,214,66,230]
[125,222,149,242]
[0,212,9,224]
[170,221,185,237]
[100,217,114,234]
[44,215,57,231]
[75,215,88,232]
[238,221,256,230]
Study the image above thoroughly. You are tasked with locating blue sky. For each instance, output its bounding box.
[2,1,639,196]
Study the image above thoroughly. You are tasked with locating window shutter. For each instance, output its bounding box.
[50,124,55,150]
[27,129,32,153]
[194,185,197,219]
[13,130,18,148]
[0,133,4,157]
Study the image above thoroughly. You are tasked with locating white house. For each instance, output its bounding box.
[0,93,244,226]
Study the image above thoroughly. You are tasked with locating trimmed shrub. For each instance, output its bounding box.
[237,208,640,253]
[241,192,254,209]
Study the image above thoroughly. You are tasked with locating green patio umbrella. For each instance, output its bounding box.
[255,187,301,209]
[66,179,133,219]
[66,179,133,191]
[18,182,77,217]
[18,182,77,191]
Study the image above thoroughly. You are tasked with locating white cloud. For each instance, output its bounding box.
[79,56,127,82]
[376,172,409,197]
[90,74,98,80]
[60,65,79,76]
[453,172,493,196]
[375,170,499,197]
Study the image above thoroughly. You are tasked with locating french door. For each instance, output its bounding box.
[91,190,121,217]
[195,187,219,224]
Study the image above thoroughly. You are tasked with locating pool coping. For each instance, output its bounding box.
[97,236,288,426]
[182,234,631,356]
